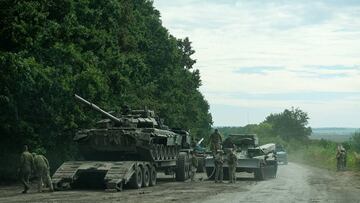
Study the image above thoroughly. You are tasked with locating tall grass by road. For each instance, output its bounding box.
[287,139,360,171]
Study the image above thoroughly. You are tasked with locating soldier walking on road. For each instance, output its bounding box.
[18,145,33,194]
[32,153,54,192]
[189,151,198,182]
[227,149,237,183]
[214,150,224,183]
[209,129,223,153]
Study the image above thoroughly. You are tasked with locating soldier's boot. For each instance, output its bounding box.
[22,186,28,194]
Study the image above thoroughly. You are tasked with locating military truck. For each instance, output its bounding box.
[52,95,191,191]
[205,134,277,180]
[276,144,288,165]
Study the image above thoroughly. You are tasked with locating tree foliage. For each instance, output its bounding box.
[264,107,312,141]
[0,0,212,176]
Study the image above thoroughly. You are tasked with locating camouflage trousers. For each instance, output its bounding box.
[190,167,197,181]
[336,158,346,171]
[20,170,31,192]
[228,166,236,183]
[35,168,53,192]
[211,143,221,154]
[215,163,223,183]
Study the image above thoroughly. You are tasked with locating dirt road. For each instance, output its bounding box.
[0,163,359,203]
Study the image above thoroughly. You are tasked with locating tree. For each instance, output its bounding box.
[264,107,312,141]
[0,0,212,180]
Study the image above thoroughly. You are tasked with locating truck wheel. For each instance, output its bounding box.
[254,166,264,180]
[176,152,187,181]
[197,157,205,172]
[205,167,215,180]
[149,166,157,186]
[223,168,229,180]
[142,166,150,187]
[129,165,142,189]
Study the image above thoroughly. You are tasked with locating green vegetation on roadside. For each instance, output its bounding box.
[217,109,360,171]
[0,0,212,181]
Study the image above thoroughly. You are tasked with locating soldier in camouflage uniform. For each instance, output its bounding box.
[227,149,237,183]
[209,129,223,153]
[18,145,33,194]
[189,151,198,182]
[336,144,346,171]
[32,153,53,192]
[214,150,224,183]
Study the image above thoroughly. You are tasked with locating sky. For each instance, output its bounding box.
[153,0,360,128]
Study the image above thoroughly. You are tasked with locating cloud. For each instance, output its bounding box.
[306,65,360,71]
[233,66,284,75]
[154,0,360,127]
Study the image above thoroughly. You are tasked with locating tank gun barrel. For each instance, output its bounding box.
[197,138,204,146]
[74,94,121,123]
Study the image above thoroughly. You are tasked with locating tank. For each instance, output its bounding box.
[73,94,191,162]
[205,134,278,180]
[52,95,192,191]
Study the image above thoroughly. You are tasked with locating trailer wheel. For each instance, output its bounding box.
[129,166,143,189]
[254,165,265,180]
[149,166,157,186]
[176,152,187,181]
[142,166,150,187]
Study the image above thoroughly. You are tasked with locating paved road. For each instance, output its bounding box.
[0,163,359,203]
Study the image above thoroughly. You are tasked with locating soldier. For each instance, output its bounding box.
[214,150,224,183]
[336,144,344,171]
[227,149,237,183]
[18,145,33,194]
[32,153,53,192]
[189,151,198,182]
[341,147,347,171]
[209,129,223,153]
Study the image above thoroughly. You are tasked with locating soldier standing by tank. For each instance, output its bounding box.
[189,151,198,182]
[214,150,224,183]
[18,145,33,194]
[209,129,223,153]
[32,153,53,192]
[227,149,237,183]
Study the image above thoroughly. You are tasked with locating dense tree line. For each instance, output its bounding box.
[0,0,212,179]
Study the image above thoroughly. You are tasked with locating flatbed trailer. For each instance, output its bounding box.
[52,151,190,191]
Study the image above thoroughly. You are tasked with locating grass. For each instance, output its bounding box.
[288,140,360,171]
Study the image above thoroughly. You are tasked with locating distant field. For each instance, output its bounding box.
[310,128,359,142]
